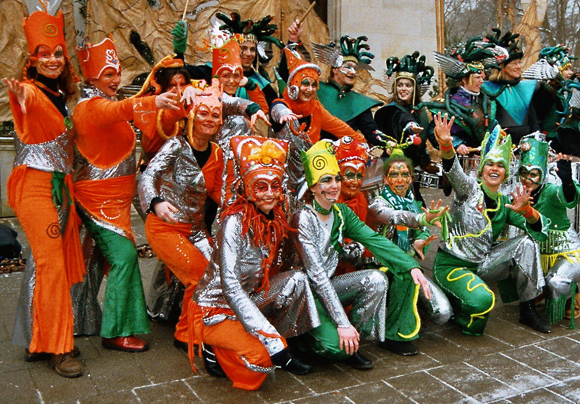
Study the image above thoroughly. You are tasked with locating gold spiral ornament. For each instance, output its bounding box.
[42,22,58,38]
[312,155,327,170]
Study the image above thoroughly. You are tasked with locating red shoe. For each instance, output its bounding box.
[102,336,149,352]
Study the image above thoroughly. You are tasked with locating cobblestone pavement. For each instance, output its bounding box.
[2,189,580,404]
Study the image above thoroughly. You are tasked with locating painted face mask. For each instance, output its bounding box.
[386,162,412,197]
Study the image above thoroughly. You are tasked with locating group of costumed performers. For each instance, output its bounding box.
[6,6,85,378]
[270,48,366,204]
[517,133,580,324]
[191,135,318,390]
[432,113,551,336]
[558,79,580,158]
[291,139,443,361]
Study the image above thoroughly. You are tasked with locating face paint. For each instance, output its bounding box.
[33,45,65,79]
[311,174,342,207]
[192,105,222,140]
[298,77,318,103]
[248,178,282,214]
[519,167,541,192]
[218,69,242,96]
[340,166,364,199]
[386,163,412,197]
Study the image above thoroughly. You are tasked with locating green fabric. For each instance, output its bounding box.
[51,171,71,208]
[482,80,536,125]
[317,81,382,123]
[244,102,261,117]
[534,183,580,231]
[433,250,494,336]
[82,218,150,338]
[329,203,421,341]
[304,299,352,360]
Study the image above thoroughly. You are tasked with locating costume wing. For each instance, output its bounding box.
[312,42,343,68]
[433,51,465,77]
[570,87,580,109]
[522,59,559,80]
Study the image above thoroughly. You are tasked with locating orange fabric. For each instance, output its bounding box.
[141,104,187,158]
[204,142,225,205]
[278,95,364,144]
[190,302,273,390]
[73,96,157,169]
[23,11,67,56]
[74,175,136,242]
[8,169,78,354]
[9,83,66,145]
[145,213,208,343]
[246,85,269,114]
[338,192,369,222]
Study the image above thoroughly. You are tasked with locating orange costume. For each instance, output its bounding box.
[10,9,84,357]
[139,81,224,345]
[72,37,152,340]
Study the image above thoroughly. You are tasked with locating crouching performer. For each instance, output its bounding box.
[432,113,551,336]
[518,133,580,324]
[366,151,452,326]
[292,141,432,367]
[190,136,319,390]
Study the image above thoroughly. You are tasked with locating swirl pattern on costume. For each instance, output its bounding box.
[42,23,58,38]
[312,155,327,170]
[46,222,61,238]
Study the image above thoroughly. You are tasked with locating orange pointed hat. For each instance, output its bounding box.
[334,136,369,174]
[230,136,288,197]
[23,10,67,56]
[285,48,321,100]
[212,39,243,77]
[76,37,121,80]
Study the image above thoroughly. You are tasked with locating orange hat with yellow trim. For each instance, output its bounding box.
[212,39,243,77]
[231,136,288,196]
[285,48,321,100]
[133,56,185,97]
[76,37,121,80]
[23,10,67,56]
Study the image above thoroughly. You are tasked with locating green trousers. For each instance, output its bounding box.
[83,219,150,338]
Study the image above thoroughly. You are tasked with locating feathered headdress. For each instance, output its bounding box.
[312,35,374,71]
[485,28,523,65]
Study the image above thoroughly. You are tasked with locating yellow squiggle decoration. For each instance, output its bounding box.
[446,193,500,248]
[541,250,580,274]
[398,283,421,339]
[446,268,495,328]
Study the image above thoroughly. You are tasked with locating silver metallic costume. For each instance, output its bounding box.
[367,196,453,325]
[291,205,388,340]
[194,211,320,352]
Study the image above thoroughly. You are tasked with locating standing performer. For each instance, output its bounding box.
[6,5,84,378]
[431,114,550,336]
[191,136,318,390]
[292,141,432,360]
[73,37,177,352]
[517,133,580,324]
[139,79,224,351]
[312,35,383,145]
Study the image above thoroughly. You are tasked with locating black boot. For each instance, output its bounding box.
[345,351,373,370]
[519,299,552,333]
[202,345,226,377]
[271,348,311,375]
[378,338,419,356]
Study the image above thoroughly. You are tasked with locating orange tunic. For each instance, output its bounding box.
[8,82,84,355]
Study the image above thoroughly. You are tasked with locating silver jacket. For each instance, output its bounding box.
[194,212,319,344]
[367,196,424,238]
[138,136,214,243]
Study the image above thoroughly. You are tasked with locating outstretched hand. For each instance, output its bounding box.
[4,78,27,114]
[180,86,211,107]
[279,112,302,124]
[505,185,533,214]
[411,268,432,300]
[250,109,271,133]
[413,235,437,260]
[422,199,450,229]
[433,112,455,147]
[155,88,180,110]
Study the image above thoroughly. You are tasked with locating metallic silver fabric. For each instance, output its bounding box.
[13,131,74,174]
[146,260,184,322]
[367,196,453,325]
[73,144,137,182]
[138,136,211,237]
[367,196,423,237]
[291,206,389,341]
[194,212,319,350]
[543,228,580,300]
[71,227,105,336]
[330,270,388,341]
[477,234,545,302]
